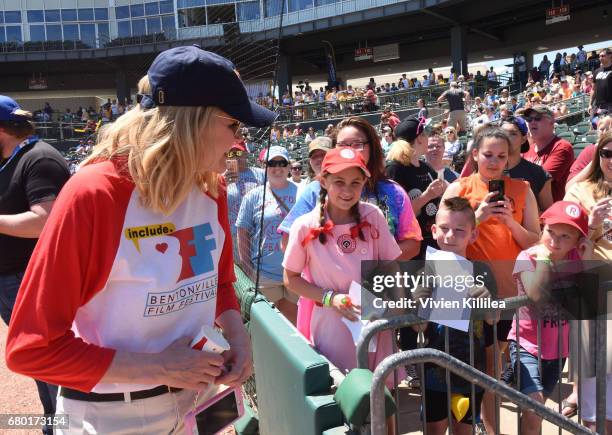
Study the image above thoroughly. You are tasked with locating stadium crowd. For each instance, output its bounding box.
[0,44,610,434]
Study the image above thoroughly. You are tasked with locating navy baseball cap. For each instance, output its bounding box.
[0,95,32,122]
[144,45,276,128]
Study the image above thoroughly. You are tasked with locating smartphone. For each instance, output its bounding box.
[488,179,505,203]
[184,387,244,435]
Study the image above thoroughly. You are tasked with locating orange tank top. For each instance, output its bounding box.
[457,174,529,298]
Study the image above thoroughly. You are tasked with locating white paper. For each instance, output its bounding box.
[417,246,473,332]
[341,281,377,352]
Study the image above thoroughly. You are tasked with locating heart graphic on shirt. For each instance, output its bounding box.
[155,243,168,254]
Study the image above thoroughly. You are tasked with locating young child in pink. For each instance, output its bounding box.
[283,147,401,378]
[507,201,593,435]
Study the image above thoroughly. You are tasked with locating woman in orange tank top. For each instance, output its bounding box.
[442,124,540,434]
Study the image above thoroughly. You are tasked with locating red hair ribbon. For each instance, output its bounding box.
[350,221,372,239]
[302,220,335,247]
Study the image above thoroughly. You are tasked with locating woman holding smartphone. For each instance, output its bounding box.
[442,124,540,434]
[6,46,276,434]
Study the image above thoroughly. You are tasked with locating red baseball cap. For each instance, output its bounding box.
[321,147,370,177]
[230,140,247,152]
[540,201,589,237]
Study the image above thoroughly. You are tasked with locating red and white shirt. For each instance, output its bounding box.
[6,159,239,393]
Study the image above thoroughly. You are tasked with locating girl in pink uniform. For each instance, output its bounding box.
[283,147,401,379]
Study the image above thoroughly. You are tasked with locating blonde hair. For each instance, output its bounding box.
[387,139,415,166]
[83,81,221,215]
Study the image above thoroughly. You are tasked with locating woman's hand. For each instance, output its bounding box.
[215,317,253,387]
[577,237,594,261]
[153,337,226,390]
[588,198,612,230]
[423,179,447,200]
[331,293,361,321]
[475,192,512,223]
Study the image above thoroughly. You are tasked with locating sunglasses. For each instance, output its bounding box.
[225,150,245,159]
[215,114,243,138]
[526,116,543,122]
[291,166,302,171]
[337,142,368,151]
[599,149,612,159]
[268,160,289,167]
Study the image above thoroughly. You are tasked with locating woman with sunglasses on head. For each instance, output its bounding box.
[237,146,298,324]
[6,47,277,434]
[278,116,422,338]
[442,125,540,434]
[563,131,612,434]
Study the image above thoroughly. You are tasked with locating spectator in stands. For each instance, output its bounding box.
[378,126,393,155]
[365,87,378,112]
[388,116,446,258]
[426,127,458,183]
[560,77,573,100]
[443,126,462,164]
[282,126,291,140]
[292,123,303,137]
[442,125,540,434]
[0,96,70,435]
[305,126,316,143]
[305,136,332,184]
[523,105,574,201]
[270,125,281,142]
[553,53,563,75]
[590,48,612,117]
[290,160,303,185]
[237,146,298,324]
[539,55,552,80]
[226,141,265,258]
[438,81,470,134]
[487,67,497,88]
[568,115,612,182]
[500,116,554,211]
[587,50,600,71]
[515,52,528,86]
[577,45,588,70]
[324,123,335,137]
[417,98,428,119]
[563,131,612,434]
[485,88,497,106]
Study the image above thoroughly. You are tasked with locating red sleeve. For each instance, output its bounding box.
[460,160,474,178]
[543,141,574,183]
[5,162,129,391]
[214,177,240,318]
[568,145,596,181]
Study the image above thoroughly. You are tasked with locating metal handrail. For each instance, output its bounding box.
[369,348,594,435]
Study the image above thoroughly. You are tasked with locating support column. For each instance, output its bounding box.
[276,53,292,97]
[451,25,468,76]
[115,69,130,104]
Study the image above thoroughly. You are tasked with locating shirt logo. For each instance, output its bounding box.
[337,234,356,253]
[125,223,176,252]
[565,204,580,218]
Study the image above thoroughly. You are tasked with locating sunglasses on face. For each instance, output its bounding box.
[526,116,543,122]
[337,142,367,150]
[215,114,243,138]
[599,149,612,159]
[291,166,302,171]
[225,150,245,159]
[268,160,289,167]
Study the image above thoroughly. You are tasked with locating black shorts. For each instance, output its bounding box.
[484,320,513,347]
[423,389,484,424]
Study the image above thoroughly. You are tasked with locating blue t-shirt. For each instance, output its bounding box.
[236,182,297,281]
[227,167,265,252]
[278,179,411,241]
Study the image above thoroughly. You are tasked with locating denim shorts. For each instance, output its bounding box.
[509,340,565,397]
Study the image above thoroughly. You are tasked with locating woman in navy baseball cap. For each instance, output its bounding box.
[7,46,275,433]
